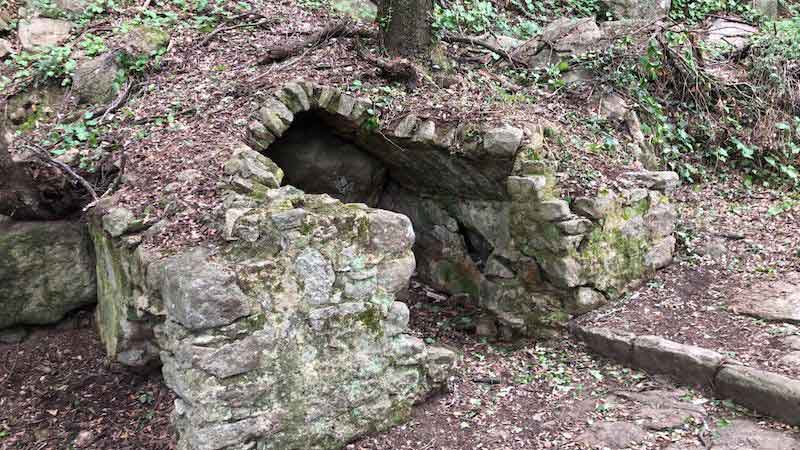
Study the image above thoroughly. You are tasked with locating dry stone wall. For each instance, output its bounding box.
[246,80,678,338]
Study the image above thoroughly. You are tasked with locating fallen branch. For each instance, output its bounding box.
[24,144,99,204]
[99,78,134,124]
[443,32,522,66]
[257,19,354,65]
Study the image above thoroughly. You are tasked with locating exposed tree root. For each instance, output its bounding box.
[354,39,419,91]
[257,19,356,65]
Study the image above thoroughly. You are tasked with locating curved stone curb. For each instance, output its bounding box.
[570,324,800,426]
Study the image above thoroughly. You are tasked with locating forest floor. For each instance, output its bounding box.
[3,264,800,450]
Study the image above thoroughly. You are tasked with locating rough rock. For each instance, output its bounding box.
[102,207,135,237]
[18,18,73,50]
[577,421,648,448]
[632,335,724,386]
[121,25,170,57]
[570,325,635,362]
[778,351,800,366]
[483,125,523,157]
[514,18,604,69]
[72,52,121,104]
[751,0,778,17]
[0,39,12,58]
[0,220,96,329]
[782,335,800,350]
[606,0,670,19]
[731,274,800,324]
[623,171,681,193]
[705,18,757,57]
[715,364,800,426]
[712,419,800,448]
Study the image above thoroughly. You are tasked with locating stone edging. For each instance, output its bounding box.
[569,324,800,426]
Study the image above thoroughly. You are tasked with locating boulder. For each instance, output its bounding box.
[704,18,757,58]
[18,18,73,50]
[730,273,800,324]
[513,18,604,69]
[72,52,121,104]
[0,220,96,329]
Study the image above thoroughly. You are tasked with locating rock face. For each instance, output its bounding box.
[0,220,96,329]
[93,143,456,449]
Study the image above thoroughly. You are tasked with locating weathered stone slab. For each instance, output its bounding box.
[715,364,800,426]
[577,421,648,449]
[570,325,635,363]
[713,419,800,449]
[731,274,800,324]
[632,335,724,387]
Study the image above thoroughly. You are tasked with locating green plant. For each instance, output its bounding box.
[11,45,76,85]
[79,33,107,57]
[433,0,509,35]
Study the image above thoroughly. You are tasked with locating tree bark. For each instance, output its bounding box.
[377,0,433,58]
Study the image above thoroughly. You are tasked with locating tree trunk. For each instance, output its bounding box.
[0,128,77,220]
[377,0,433,57]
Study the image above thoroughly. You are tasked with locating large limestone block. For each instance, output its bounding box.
[18,18,73,50]
[0,220,96,328]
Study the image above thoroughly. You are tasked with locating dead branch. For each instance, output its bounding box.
[99,78,134,124]
[24,144,100,204]
[353,39,419,91]
[257,19,354,65]
[443,32,522,66]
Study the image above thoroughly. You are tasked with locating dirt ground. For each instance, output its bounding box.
[577,179,800,380]
[3,278,800,450]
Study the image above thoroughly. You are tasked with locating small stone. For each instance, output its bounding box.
[394,114,418,138]
[368,210,415,252]
[539,255,584,288]
[259,97,294,137]
[278,82,311,112]
[574,191,617,219]
[644,236,675,270]
[75,430,94,447]
[506,175,547,201]
[569,287,606,315]
[644,203,676,238]
[295,249,335,306]
[72,53,120,104]
[623,171,681,193]
[102,207,135,237]
[577,421,648,449]
[483,125,523,157]
[0,39,13,58]
[412,120,436,144]
[335,93,356,117]
[533,200,571,222]
[557,218,593,235]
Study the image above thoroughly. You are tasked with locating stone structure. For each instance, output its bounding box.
[246,81,677,337]
[0,219,96,328]
[91,80,677,449]
[92,142,456,448]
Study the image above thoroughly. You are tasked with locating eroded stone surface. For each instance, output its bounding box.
[731,274,800,324]
[0,220,96,329]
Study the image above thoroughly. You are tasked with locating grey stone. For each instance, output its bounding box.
[368,210,415,253]
[731,274,800,324]
[632,335,724,387]
[385,301,410,336]
[712,419,800,449]
[577,421,648,449]
[157,249,252,330]
[571,325,635,363]
[644,203,676,238]
[413,120,436,144]
[102,207,135,237]
[295,249,335,306]
[532,200,571,221]
[224,144,283,189]
[556,218,592,235]
[606,0,670,19]
[751,0,777,17]
[120,25,169,58]
[394,114,417,138]
[514,18,604,69]
[72,52,120,104]
[18,18,73,50]
[705,18,757,57]
[280,82,311,112]
[259,99,293,137]
[0,39,12,58]
[506,175,547,201]
[377,252,415,295]
[596,92,629,121]
[644,236,675,270]
[623,171,681,193]
[0,221,96,329]
[568,287,607,315]
[782,335,800,350]
[634,405,702,430]
[539,255,584,288]
[483,125,523,157]
[574,191,617,219]
[715,364,800,426]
